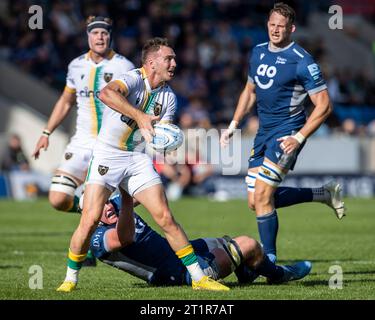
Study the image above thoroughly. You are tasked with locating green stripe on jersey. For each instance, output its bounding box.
[125,92,157,151]
[94,66,104,134]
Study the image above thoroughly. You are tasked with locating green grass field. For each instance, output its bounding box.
[0,197,374,300]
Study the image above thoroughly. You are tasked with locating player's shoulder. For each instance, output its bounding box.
[68,53,88,68]
[112,52,135,69]
[252,42,269,54]
[163,83,177,100]
[290,42,315,63]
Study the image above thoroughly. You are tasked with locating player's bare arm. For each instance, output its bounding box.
[233,81,257,123]
[278,89,332,154]
[32,88,76,159]
[220,81,256,147]
[99,81,159,142]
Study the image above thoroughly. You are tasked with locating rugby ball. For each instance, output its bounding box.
[148,123,184,153]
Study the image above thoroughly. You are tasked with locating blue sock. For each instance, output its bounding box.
[255,254,284,280]
[257,209,278,257]
[274,187,313,208]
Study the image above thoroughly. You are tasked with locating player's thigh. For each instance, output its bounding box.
[86,147,131,193]
[120,152,163,198]
[133,183,169,220]
[246,167,259,210]
[264,129,304,172]
[81,183,112,225]
[255,158,284,203]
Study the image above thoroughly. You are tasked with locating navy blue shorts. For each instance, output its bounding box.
[248,124,305,171]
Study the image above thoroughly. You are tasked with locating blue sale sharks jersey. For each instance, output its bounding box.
[248,41,327,129]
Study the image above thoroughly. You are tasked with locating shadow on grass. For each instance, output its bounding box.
[0,265,23,269]
[2,232,72,237]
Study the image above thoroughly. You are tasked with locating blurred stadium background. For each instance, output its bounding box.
[0,0,375,301]
[0,0,375,200]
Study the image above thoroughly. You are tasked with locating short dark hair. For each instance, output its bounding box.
[141,37,171,65]
[268,2,296,25]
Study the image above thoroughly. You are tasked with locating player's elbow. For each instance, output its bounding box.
[326,101,333,116]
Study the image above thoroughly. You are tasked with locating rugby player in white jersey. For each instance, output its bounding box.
[57,37,229,292]
[32,16,134,214]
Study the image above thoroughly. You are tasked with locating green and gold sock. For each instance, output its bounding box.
[176,244,205,282]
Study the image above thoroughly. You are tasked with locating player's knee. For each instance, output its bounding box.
[247,196,256,211]
[48,191,73,212]
[254,187,272,208]
[156,209,178,233]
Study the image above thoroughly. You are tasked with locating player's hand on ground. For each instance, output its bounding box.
[135,113,160,143]
[32,136,49,159]
[277,135,300,154]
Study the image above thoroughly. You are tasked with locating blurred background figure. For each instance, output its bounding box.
[1,133,30,172]
[0,133,49,200]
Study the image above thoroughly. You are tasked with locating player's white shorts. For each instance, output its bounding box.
[57,141,93,182]
[86,142,161,196]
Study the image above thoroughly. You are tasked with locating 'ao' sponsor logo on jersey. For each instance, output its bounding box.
[79,87,100,98]
[255,63,277,89]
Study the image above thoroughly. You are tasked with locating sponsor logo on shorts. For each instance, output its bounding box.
[98,165,109,176]
[65,152,73,160]
[104,73,113,83]
[262,169,271,176]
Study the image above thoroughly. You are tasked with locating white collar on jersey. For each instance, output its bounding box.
[268,41,295,53]
[140,67,165,94]
[85,49,116,65]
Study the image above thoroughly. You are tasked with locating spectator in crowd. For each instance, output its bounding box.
[2,0,374,132]
[1,133,30,172]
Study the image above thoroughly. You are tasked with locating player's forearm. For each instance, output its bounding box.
[99,87,142,120]
[46,96,73,133]
[233,83,256,123]
[299,100,332,139]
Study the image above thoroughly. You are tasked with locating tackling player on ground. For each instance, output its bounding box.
[57,37,229,292]
[220,3,346,264]
[90,194,312,286]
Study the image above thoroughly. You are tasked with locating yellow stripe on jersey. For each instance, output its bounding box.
[64,86,76,93]
[88,66,98,136]
[114,80,128,94]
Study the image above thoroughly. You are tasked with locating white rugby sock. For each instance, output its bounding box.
[186,262,205,282]
[65,267,79,283]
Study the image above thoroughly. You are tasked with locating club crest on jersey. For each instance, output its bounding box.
[104,73,113,83]
[154,102,162,116]
[98,165,109,176]
[65,152,73,160]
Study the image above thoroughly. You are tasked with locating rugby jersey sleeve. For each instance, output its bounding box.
[65,60,76,93]
[113,71,139,95]
[296,55,327,95]
[159,91,177,123]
